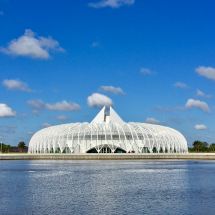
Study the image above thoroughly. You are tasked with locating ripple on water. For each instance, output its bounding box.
[0,160,215,215]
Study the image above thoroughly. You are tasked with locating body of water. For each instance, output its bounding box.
[0,160,215,215]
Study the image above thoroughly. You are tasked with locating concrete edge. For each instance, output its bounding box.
[0,153,215,160]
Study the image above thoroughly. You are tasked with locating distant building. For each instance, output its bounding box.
[28,107,188,154]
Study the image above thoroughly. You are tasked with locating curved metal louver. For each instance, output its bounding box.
[28,106,188,154]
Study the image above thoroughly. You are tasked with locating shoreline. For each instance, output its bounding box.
[0,153,215,160]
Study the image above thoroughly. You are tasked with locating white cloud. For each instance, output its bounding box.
[185,99,211,113]
[88,0,134,8]
[195,66,215,81]
[194,124,207,130]
[27,132,34,135]
[45,100,81,111]
[196,89,212,98]
[92,42,99,47]
[0,29,65,59]
[2,79,33,92]
[87,93,113,108]
[27,99,81,112]
[145,118,164,124]
[27,99,44,109]
[0,104,16,118]
[41,123,51,128]
[0,11,3,15]
[32,110,40,116]
[173,82,188,88]
[56,115,68,121]
[140,68,152,74]
[98,86,125,94]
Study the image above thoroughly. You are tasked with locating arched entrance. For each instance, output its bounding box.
[87,148,98,153]
[86,146,126,153]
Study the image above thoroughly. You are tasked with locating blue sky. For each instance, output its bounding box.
[1,0,215,147]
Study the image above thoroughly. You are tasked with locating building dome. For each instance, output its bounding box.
[28,107,188,154]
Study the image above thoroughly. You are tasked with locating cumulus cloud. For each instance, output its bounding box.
[98,86,125,94]
[87,93,113,108]
[56,115,68,121]
[88,0,134,8]
[195,66,215,81]
[2,79,33,92]
[185,99,211,113]
[32,110,40,116]
[173,82,188,88]
[45,100,81,111]
[0,29,65,59]
[194,124,207,130]
[41,123,51,128]
[140,68,152,74]
[196,89,212,98]
[145,118,164,124]
[27,132,34,135]
[27,99,81,112]
[0,104,16,118]
[27,99,44,109]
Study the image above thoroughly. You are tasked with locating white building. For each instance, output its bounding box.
[28,107,188,154]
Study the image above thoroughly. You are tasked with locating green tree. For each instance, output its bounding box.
[0,143,12,153]
[209,143,215,152]
[0,142,3,153]
[201,142,209,151]
[18,142,26,152]
[4,144,11,153]
[193,140,201,152]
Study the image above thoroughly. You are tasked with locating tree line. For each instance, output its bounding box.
[189,140,215,152]
[0,142,27,153]
[1,140,215,153]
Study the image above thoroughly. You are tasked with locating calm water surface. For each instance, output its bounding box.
[0,160,215,215]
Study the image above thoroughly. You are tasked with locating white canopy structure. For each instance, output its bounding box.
[28,107,188,154]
